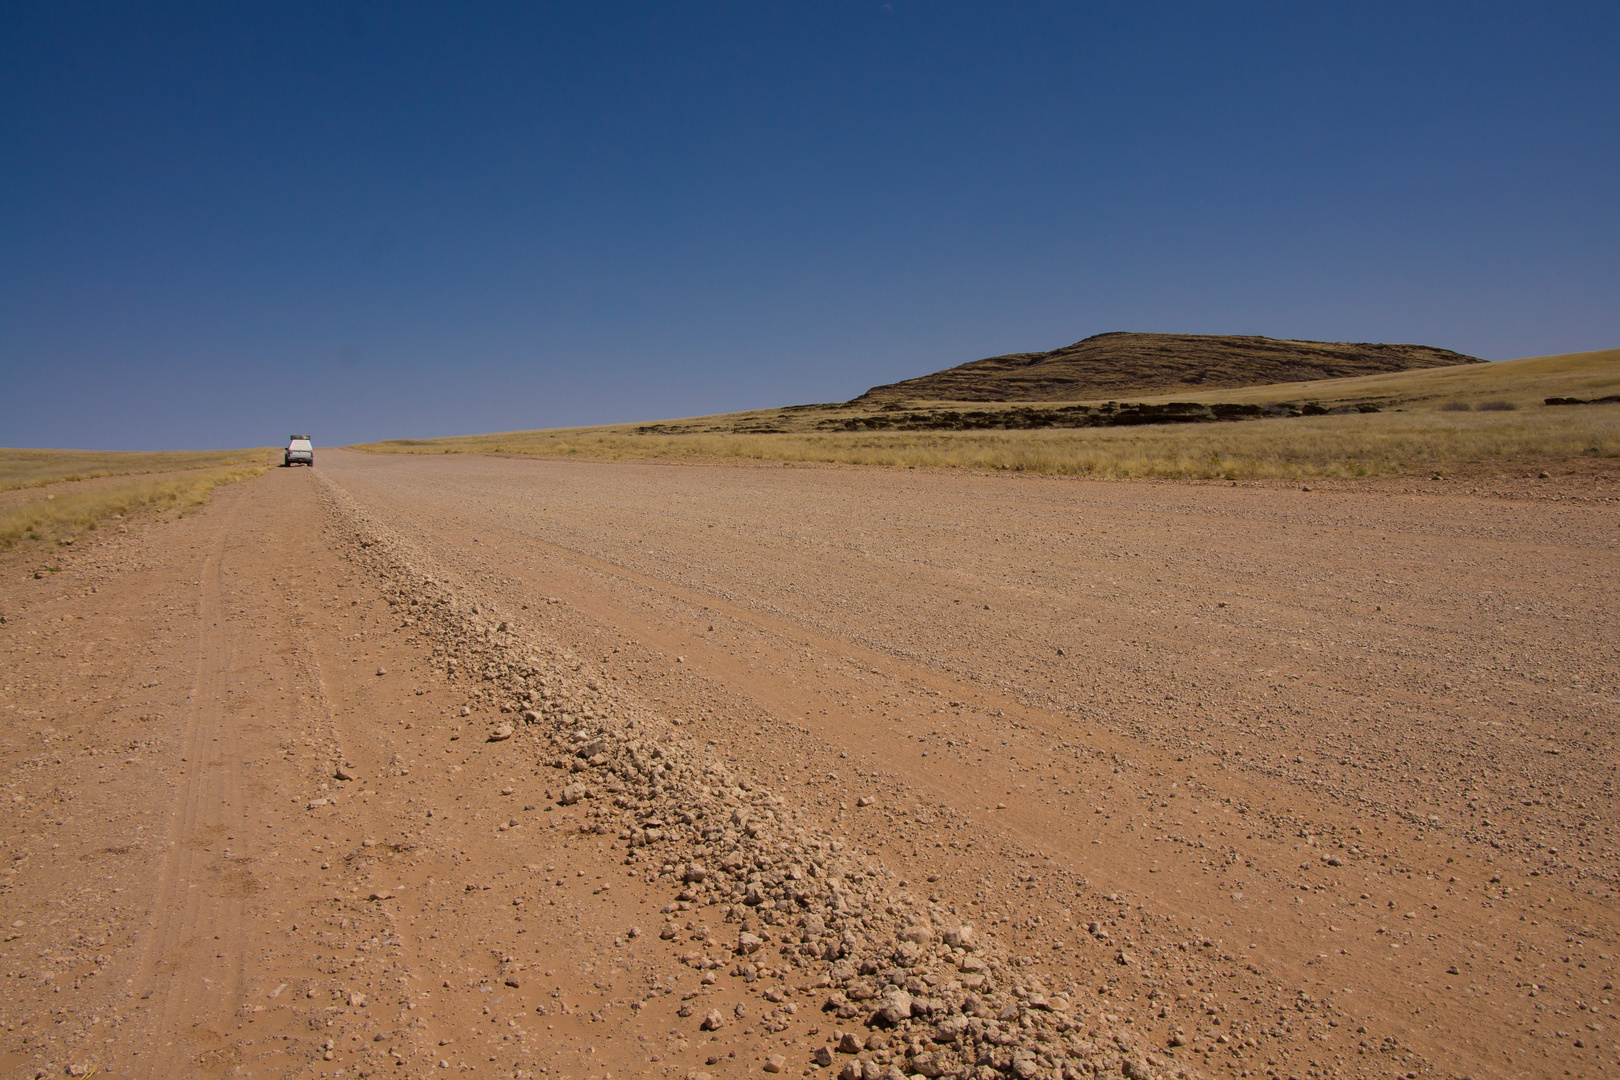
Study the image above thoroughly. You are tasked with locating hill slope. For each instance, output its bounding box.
[857,331,1485,402]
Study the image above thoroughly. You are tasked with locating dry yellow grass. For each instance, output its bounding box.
[1127,345,1620,411]
[356,348,1619,480]
[0,463,272,549]
[360,409,1616,479]
[0,447,273,492]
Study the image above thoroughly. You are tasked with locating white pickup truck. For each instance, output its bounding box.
[284,436,314,467]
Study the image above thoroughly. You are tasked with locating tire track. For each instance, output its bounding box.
[132,496,253,1071]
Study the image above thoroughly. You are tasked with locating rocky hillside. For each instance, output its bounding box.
[857,331,1485,402]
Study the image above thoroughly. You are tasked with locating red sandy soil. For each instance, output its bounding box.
[1,450,1616,1080]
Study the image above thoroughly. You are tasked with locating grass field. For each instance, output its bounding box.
[356,348,1620,479]
[1126,345,1620,412]
[0,447,274,492]
[0,458,274,549]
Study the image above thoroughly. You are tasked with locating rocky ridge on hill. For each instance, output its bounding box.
[857,332,1484,403]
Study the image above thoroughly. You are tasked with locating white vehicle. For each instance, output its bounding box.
[284,435,314,467]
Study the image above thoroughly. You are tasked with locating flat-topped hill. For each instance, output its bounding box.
[856,331,1485,402]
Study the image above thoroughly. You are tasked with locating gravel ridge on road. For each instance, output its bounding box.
[316,469,1217,1080]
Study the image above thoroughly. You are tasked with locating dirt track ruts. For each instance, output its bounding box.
[0,451,1616,1080]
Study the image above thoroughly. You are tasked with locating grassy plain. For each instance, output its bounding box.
[356,348,1620,479]
[0,451,275,549]
[1132,345,1620,411]
[0,447,272,491]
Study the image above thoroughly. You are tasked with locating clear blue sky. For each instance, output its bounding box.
[3,2,1617,449]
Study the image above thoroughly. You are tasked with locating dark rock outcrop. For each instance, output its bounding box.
[820,399,1380,433]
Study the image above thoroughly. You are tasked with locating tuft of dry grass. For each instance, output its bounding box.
[1,463,271,549]
[0,447,273,492]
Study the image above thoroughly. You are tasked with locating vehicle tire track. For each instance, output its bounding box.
[132,494,253,1074]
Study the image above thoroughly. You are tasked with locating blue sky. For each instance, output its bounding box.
[3,2,1617,449]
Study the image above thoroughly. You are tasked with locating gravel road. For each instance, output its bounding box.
[1,450,1615,1080]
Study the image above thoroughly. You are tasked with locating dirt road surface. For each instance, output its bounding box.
[2,450,1616,1080]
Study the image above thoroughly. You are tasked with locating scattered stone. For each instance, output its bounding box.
[876,989,913,1025]
[489,723,515,742]
[763,1054,787,1073]
[335,765,356,781]
[700,1009,726,1031]
[559,783,587,805]
[348,992,367,1008]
